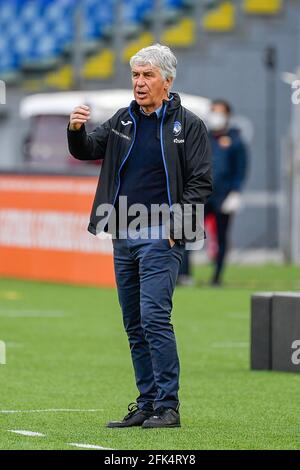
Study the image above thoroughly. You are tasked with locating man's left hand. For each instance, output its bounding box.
[221,191,242,214]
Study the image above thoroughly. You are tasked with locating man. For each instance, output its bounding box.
[68,44,212,428]
[205,99,248,286]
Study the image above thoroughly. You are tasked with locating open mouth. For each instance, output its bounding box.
[136,90,147,99]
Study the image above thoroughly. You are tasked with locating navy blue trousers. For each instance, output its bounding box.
[112,226,185,412]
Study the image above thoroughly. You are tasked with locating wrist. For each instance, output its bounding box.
[68,123,84,132]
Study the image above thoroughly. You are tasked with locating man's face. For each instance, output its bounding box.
[131,64,171,111]
[211,103,228,117]
[209,103,230,132]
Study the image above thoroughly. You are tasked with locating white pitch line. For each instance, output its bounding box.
[8,430,46,437]
[0,409,103,414]
[68,443,114,450]
[0,310,66,318]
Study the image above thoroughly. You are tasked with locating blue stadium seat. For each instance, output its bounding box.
[143,0,184,25]
[0,0,188,81]
[0,0,75,72]
[164,0,184,7]
[0,50,19,76]
[84,0,114,39]
[0,1,23,77]
[116,0,152,38]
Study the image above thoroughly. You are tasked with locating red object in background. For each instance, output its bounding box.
[0,174,115,287]
[205,213,218,259]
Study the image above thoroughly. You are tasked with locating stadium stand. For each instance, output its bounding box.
[202,1,236,32]
[0,0,195,88]
[123,32,155,62]
[243,0,282,15]
[0,0,286,88]
[161,17,196,46]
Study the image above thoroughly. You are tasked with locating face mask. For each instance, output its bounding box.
[208,111,228,131]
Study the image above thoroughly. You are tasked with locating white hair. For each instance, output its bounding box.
[130,43,177,80]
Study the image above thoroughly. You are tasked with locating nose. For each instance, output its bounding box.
[136,75,145,87]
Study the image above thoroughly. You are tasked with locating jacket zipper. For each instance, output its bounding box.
[105,107,137,225]
[104,104,171,231]
[160,103,172,206]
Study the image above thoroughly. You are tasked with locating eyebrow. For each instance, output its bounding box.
[132,70,154,74]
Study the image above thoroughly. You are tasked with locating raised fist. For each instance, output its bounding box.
[69,105,90,131]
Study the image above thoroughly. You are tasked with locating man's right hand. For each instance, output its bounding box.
[69,105,90,131]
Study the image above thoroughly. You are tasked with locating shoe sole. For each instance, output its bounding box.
[142,424,181,429]
[106,423,143,428]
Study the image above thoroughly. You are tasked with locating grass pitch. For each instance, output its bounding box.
[0,264,300,450]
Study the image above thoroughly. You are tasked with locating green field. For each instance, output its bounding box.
[0,264,300,450]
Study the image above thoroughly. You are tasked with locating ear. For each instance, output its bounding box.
[164,76,173,91]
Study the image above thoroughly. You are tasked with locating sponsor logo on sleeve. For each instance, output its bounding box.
[112,128,131,141]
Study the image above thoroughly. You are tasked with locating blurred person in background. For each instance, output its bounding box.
[177,249,194,286]
[205,99,248,286]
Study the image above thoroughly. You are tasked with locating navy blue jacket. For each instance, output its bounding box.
[67,93,212,243]
[208,127,248,209]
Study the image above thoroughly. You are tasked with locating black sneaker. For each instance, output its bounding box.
[142,407,181,428]
[106,402,153,428]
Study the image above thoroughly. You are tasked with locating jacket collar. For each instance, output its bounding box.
[139,104,163,118]
[130,92,181,118]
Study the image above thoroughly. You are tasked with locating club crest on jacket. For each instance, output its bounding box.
[173,121,182,136]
